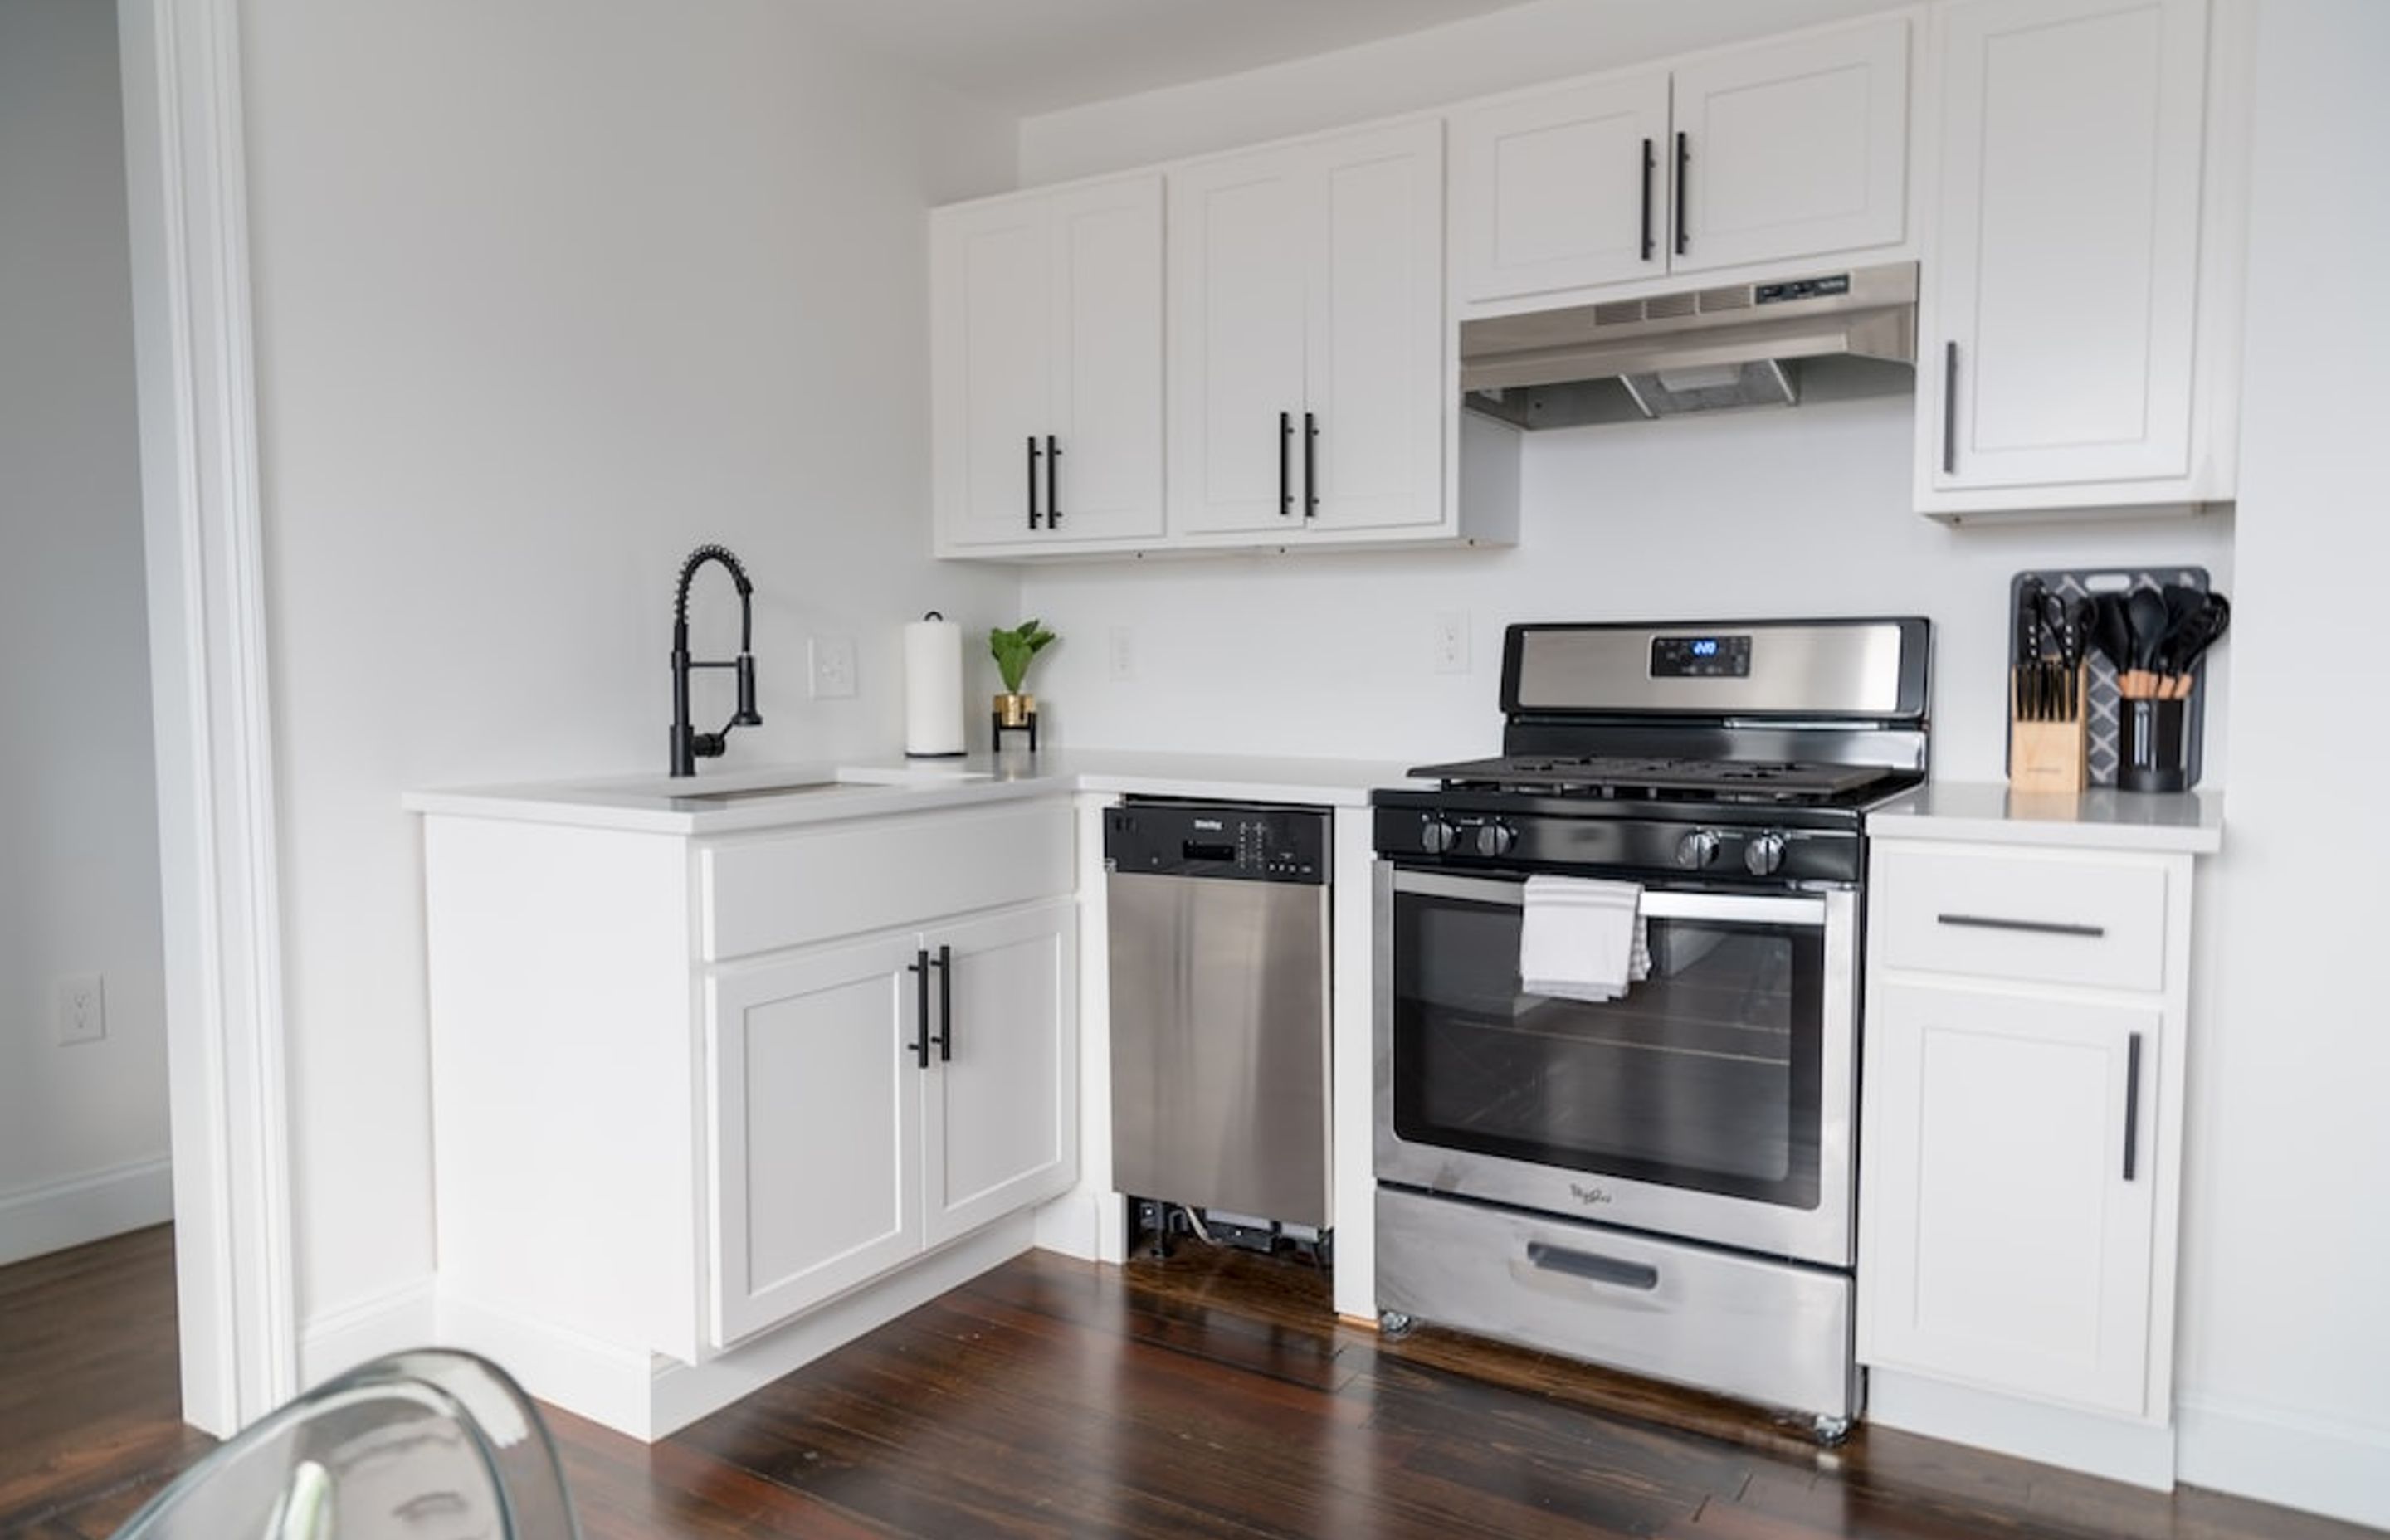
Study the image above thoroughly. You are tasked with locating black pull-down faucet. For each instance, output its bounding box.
[669,543,761,777]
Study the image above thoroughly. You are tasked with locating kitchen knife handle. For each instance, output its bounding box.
[1639,138,1656,262]
[1045,434,1061,528]
[1673,132,1690,256]
[1942,342,1959,475]
[1025,436,1042,529]
[933,943,953,1062]
[907,948,931,1068]
[1304,412,1319,519]
[1278,411,1294,519]
[2123,1031,2144,1181]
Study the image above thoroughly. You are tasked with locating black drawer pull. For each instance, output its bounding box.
[2123,1031,2144,1182]
[933,943,953,1062]
[1935,913,2106,939]
[905,948,931,1068]
[1526,1242,1659,1291]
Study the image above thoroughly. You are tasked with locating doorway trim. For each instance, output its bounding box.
[116,0,297,1435]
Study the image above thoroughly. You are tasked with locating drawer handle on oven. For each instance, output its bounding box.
[1935,913,2106,939]
[1525,1242,1659,1291]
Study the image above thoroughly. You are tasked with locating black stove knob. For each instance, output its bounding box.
[1675,829,1721,870]
[1745,831,1788,877]
[1475,821,1516,858]
[1420,818,1459,855]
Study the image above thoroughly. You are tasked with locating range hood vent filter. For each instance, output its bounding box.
[1461,261,1918,426]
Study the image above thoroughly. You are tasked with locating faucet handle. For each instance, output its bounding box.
[734,654,762,727]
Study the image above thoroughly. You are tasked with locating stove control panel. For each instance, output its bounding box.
[1650,633,1753,679]
[1376,807,1861,887]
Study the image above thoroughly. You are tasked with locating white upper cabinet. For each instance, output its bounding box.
[1916,0,2238,514]
[1451,17,1910,306]
[1169,119,1450,541]
[932,176,1163,554]
[1453,72,1672,299]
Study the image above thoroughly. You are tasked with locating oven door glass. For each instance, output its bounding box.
[1389,870,1825,1210]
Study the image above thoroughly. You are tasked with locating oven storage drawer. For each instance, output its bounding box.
[1871,846,2168,992]
[1375,1186,1856,1418]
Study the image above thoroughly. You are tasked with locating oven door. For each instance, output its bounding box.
[1374,864,1856,1267]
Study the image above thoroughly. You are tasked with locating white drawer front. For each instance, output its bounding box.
[1873,846,2168,992]
[701,802,1074,961]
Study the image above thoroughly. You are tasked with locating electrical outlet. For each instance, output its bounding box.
[56,974,105,1046]
[1108,626,1135,682]
[1433,612,1471,675]
[809,635,856,699]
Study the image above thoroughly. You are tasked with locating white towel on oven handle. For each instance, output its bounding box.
[1518,875,1649,1003]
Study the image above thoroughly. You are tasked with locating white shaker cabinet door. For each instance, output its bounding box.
[1670,17,1910,275]
[1306,119,1447,534]
[1921,0,2208,499]
[705,935,923,1349]
[1860,980,2160,1417]
[931,200,1056,548]
[1451,71,1671,302]
[921,900,1078,1248]
[1045,178,1164,543]
[1168,148,1312,536]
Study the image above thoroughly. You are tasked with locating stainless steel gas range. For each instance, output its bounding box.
[1370,616,1931,1440]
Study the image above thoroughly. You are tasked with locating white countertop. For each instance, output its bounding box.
[402,748,1426,835]
[1867,781,2223,855]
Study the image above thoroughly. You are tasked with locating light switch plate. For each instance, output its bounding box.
[1433,612,1471,675]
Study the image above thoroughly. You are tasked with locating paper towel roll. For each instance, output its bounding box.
[903,614,966,757]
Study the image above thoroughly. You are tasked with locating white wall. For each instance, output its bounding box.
[236,0,1021,1335]
[0,0,173,1263]
[2171,1,2390,1528]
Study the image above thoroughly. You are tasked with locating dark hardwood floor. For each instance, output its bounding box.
[2,1226,2375,1538]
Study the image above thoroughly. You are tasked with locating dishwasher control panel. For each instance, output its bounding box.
[1104,802,1329,884]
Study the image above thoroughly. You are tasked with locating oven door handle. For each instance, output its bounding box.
[1389,868,1827,928]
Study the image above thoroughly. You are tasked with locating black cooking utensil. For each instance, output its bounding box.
[2090,592,2135,675]
[2163,592,2231,687]
[2126,587,2171,692]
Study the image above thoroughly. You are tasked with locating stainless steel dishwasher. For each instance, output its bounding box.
[1106,801,1331,1235]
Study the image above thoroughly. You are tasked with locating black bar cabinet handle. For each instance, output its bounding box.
[1303,412,1319,519]
[1278,411,1294,518]
[1674,131,1690,256]
[1025,436,1041,529]
[934,943,954,1062]
[1639,137,1656,262]
[1526,1242,1660,1292]
[906,948,931,1068]
[1942,342,1959,475]
[1936,913,2107,939]
[1045,435,1061,528]
[2123,1031,2144,1181]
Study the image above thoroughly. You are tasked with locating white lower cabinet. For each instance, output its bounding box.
[1859,834,2196,1444]
[1861,981,2159,1414]
[706,899,1076,1348]
[422,798,1078,1436]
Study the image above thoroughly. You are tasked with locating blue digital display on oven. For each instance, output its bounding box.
[1651,633,1753,678]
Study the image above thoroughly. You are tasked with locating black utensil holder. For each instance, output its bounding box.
[2117,698,2189,792]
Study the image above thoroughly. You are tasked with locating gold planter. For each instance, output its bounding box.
[992,691,1039,752]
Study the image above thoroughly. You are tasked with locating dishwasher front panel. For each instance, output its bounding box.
[1108,871,1330,1227]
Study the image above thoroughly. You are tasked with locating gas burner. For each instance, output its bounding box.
[1409,753,1901,805]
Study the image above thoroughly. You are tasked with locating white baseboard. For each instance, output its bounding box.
[439,1214,1037,1443]
[298,1275,439,1386]
[1867,1369,2178,1490]
[0,1157,173,1267]
[2178,1391,2390,1532]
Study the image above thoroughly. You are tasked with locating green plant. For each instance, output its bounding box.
[989,619,1056,695]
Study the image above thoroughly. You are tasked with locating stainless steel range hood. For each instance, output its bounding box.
[1461,261,1918,428]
